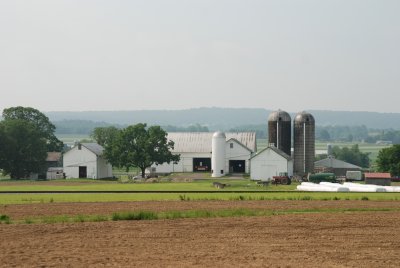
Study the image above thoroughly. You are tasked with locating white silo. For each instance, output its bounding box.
[212,131,226,177]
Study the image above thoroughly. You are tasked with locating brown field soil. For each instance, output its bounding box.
[1,201,400,267]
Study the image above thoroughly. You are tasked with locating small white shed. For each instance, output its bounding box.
[250,146,293,181]
[63,143,112,179]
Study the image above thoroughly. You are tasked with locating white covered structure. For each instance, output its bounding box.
[212,131,226,177]
[150,132,256,174]
[250,146,293,181]
[63,143,112,179]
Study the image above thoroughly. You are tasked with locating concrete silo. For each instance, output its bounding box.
[268,110,291,156]
[212,131,226,177]
[293,111,315,177]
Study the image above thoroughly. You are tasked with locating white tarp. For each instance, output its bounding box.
[297,182,400,192]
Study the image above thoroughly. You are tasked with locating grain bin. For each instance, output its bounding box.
[212,131,226,177]
[268,110,291,156]
[293,111,315,176]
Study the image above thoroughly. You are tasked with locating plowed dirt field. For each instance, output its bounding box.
[1,201,400,267]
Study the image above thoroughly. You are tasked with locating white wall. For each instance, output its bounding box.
[63,146,112,179]
[225,141,252,173]
[150,141,254,175]
[151,152,211,173]
[97,156,113,178]
[250,148,292,181]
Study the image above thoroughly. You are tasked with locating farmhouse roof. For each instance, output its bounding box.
[364,172,391,179]
[315,156,361,169]
[167,132,256,153]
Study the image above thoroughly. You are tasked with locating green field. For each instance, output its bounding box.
[1,179,400,204]
[0,178,292,192]
[1,191,400,205]
[56,134,91,146]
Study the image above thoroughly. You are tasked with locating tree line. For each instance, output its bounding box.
[0,107,63,179]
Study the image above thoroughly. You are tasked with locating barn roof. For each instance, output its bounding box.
[226,138,253,153]
[250,146,291,160]
[167,132,256,153]
[315,156,361,169]
[81,143,105,156]
[46,152,61,162]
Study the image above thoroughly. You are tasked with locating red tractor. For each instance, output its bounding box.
[272,172,292,185]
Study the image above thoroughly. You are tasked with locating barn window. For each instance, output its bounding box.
[230,143,234,149]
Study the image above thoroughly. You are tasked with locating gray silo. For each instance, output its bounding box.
[268,110,291,156]
[293,111,315,176]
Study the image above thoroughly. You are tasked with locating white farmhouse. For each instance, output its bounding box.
[63,143,112,179]
[150,132,256,174]
[250,146,293,181]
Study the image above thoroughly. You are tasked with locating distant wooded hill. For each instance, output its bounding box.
[47,108,400,131]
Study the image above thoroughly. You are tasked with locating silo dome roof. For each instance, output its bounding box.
[294,111,315,123]
[268,110,291,122]
[213,131,226,138]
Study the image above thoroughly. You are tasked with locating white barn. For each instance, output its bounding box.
[250,146,293,181]
[150,132,256,174]
[63,143,112,179]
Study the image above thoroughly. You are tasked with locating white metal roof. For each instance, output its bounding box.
[167,132,257,153]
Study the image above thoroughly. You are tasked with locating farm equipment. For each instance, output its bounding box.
[272,172,292,185]
[307,173,337,183]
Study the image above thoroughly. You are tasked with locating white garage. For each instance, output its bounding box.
[63,143,112,179]
[150,132,256,174]
[250,146,293,181]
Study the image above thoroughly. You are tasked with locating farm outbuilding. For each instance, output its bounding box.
[250,146,293,181]
[63,143,112,179]
[314,156,362,177]
[364,172,392,186]
[149,132,256,174]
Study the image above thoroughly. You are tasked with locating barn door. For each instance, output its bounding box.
[79,166,87,178]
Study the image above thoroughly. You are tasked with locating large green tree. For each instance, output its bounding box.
[332,144,370,168]
[104,123,180,177]
[2,106,63,151]
[376,145,400,176]
[0,120,48,179]
[91,126,119,147]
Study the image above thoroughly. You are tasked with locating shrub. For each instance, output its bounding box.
[74,215,86,222]
[92,215,109,222]
[361,196,369,201]
[24,218,34,224]
[0,214,10,221]
[112,211,158,221]
[179,194,190,201]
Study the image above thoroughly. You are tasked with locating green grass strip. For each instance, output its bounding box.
[3,207,399,225]
[2,192,400,204]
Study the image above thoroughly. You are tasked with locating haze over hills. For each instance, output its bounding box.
[47,108,400,130]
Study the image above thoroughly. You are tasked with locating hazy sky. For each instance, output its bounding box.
[1,0,399,113]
